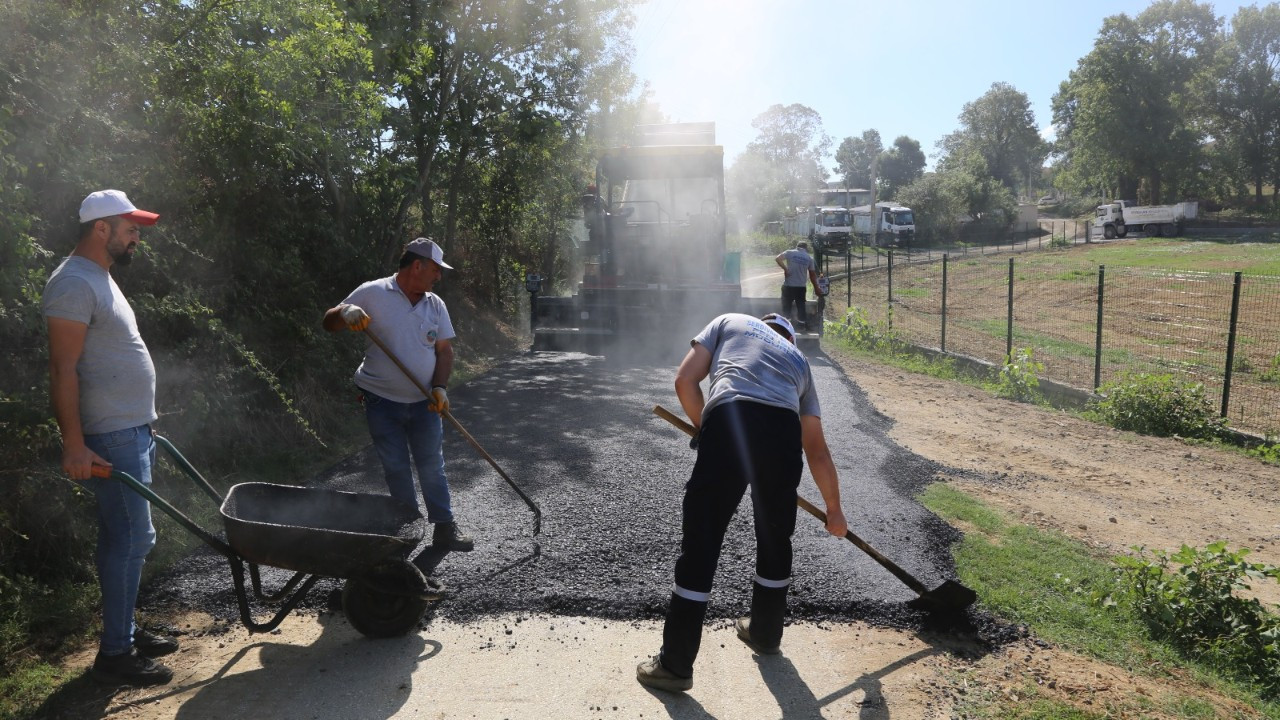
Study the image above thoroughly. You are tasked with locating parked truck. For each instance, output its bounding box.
[796,206,853,256]
[853,201,915,247]
[1093,200,1197,239]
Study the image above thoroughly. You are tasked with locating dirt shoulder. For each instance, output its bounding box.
[833,350,1280,609]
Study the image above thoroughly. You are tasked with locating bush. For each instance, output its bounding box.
[1089,372,1226,439]
[1104,542,1280,699]
[995,347,1044,403]
[825,306,898,352]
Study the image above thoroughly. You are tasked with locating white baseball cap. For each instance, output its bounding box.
[761,313,796,340]
[405,237,453,270]
[79,189,159,225]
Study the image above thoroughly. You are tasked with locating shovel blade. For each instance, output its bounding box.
[905,579,977,613]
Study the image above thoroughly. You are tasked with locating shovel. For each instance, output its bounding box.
[362,326,542,536]
[652,404,976,612]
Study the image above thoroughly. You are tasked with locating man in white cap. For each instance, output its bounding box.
[323,238,473,552]
[42,190,178,686]
[637,312,847,692]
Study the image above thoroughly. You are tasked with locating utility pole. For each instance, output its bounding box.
[867,155,879,250]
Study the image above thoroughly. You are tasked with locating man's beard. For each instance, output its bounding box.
[107,240,136,265]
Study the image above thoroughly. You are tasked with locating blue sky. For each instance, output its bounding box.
[629,0,1253,172]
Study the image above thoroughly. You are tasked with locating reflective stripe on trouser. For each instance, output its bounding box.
[659,401,802,677]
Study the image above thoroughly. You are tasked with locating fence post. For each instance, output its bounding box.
[1222,271,1243,418]
[887,250,894,331]
[941,253,949,353]
[1006,257,1014,360]
[846,247,851,311]
[1094,265,1105,390]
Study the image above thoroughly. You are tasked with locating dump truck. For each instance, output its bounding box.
[853,201,915,247]
[1093,200,1197,239]
[807,206,854,256]
[531,122,820,353]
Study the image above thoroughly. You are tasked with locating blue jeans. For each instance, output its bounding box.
[363,390,453,523]
[84,425,157,657]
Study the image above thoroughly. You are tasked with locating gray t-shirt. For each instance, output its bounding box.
[344,276,456,403]
[780,248,814,287]
[693,313,820,421]
[41,256,158,434]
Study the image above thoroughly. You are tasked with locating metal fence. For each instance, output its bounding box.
[841,254,1280,438]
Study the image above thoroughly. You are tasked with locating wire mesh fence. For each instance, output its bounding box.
[830,252,1280,438]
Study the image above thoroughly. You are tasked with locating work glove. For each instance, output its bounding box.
[340,304,370,331]
[428,386,450,414]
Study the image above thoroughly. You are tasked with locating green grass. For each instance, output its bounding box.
[1079,238,1280,275]
[919,483,1280,718]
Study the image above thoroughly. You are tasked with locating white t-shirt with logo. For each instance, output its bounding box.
[343,276,455,403]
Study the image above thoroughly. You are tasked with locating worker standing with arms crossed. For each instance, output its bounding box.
[637,312,848,692]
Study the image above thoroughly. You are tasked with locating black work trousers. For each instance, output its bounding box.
[660,400,803,677]
[780,285,808,327]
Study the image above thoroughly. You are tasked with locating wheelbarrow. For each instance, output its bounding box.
[94,436,437,638]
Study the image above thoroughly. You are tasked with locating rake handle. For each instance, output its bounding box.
[362,326,542,534]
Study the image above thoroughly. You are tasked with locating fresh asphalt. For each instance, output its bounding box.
[149,343,1000,640]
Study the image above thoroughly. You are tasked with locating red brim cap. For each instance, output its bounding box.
[123,210,160,226]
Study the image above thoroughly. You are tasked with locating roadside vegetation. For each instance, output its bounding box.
[823,294,1280,716]
[922,484,1280,718]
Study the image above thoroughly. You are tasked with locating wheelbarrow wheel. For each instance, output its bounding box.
[342,559,430,638]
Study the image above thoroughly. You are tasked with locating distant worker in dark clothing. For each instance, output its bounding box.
[775,241,823,329]
[636,312,848,693]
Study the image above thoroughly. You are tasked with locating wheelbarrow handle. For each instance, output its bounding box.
[90,461,234,558]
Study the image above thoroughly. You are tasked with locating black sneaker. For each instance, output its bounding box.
[133,627,179,658]
[92,649,174,687]
[432,521,474,552]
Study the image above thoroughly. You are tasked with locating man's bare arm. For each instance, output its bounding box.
[47,317,105,479]
[801,414,847,537]
[674,344,712,430]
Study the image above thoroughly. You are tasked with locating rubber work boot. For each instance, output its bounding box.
[133,627,179,658]
[734,618,781,655]
[432,521,474,551]
[635,654,693,692]
[91,649,173,686]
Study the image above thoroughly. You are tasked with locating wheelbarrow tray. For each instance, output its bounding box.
[220,482,425,578]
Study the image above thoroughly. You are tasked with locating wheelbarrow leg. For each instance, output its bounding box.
[229,556,321,634]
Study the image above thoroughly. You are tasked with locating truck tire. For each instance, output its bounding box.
[1161,223,1176,237]
[1115,223,1127,238]
[1104,225,1117,240]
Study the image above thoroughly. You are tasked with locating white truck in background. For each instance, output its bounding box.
[806,206,853,255]
[1093,200,1197,239]
[853,201,916,247]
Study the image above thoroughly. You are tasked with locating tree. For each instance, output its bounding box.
[1053,1,1220,202]
[1211,3,1280,204]
[833,129,882,190]
[939,82,1047,195]
[744,103,831,200]
[877,135,926,199]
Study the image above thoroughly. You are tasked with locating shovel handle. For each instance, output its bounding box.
[794,496,929,595]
